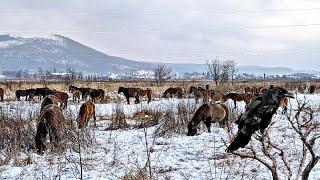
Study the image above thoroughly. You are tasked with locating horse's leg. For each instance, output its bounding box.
[126,96,130,105]
[205,117,212,133]
[35,121,48,154]
[93,111,97,127]
[234,100,237,109]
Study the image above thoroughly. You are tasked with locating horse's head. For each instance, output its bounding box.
[118,87,125,94]
[187,121,197,136]
[69,86,75,92]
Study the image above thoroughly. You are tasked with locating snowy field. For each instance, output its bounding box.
[0,94,319,179]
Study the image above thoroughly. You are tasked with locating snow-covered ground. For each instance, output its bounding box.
[0,94,319,179]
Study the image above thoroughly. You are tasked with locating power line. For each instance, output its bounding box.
[1,7,320,16]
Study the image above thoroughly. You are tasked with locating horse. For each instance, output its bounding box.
[90,89,105,103]
[72,90,81,103]
[52,91,69,109]
[187,102,230,136]
[308,85,316,94]
[118,87,140,104]
[69,85,92,100]
[34,87,54,100]
[209,91,225,103]
[139,88,152,103]
[15,89,35,101]
[0,88,4,102]
[189,86,207,103]
[35,104,65,154]
[163,87,183,99]
[245,86,256,94]
[40,95,59,111]
[223,93,254,109]
[77,101,96,129]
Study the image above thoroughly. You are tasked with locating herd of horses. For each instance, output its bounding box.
[0,83,317,154]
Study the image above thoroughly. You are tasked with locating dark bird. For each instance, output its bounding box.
[227,85,294,152]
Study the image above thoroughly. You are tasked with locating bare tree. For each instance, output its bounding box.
[206,58,237,85]
[154,62,172,86]
[206,58,221,86]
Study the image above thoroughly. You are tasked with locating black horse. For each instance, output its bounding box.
[34,87,54,100]
[118,87,140,104]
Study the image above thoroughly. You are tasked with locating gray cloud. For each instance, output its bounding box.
[0,0,319,70]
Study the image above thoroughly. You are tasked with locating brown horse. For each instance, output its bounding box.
[209,91,225,103]
[52,91,69,109]
[163,87,183,99]
[35,104,65,154]
[189,86,207,103]
[77,101,96,129]
[187,102,230,136]
[41,95,59,111]
[69,85,92,100]
[16,89,36,101]
[223,93,254,109]
[90,89,105,103]
[244,86,256,94]
[72,90,81,102]
[0,88,4,102]
[139,88,152,103]
[118,87,140,104]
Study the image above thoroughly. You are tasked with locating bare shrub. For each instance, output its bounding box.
[154,100,197,137]
[133,107,162,129]
[107,103,128,130]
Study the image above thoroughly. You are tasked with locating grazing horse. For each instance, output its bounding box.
[163,87,183,99]
[77,101,96,128]
[0,88,4,102]
[34,87,54,100]
[52,91,69,109]
[187,102,230,136]
[189,86,207,103]
[69,85,92,100]
[139,88,152,103]
[223,93,253,109]
[40,95,59,111]
[118,87,140,104]
[90,89,105,103]
[16,89,35,101]
[72,90,81,102]
[35,104,65,154]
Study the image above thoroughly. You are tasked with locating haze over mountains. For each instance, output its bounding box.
[0,34,317,75]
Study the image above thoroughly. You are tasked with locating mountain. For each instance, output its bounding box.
[0,34,318,76]
[0,34,152,74]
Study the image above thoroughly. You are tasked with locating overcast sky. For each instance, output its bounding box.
[1,0,320,70]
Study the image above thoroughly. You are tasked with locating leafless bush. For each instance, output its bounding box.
[154,101,197,137]
[133,107,162,129]
[107,103,128,130]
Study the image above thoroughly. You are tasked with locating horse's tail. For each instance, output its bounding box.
[218,102,230,130]
[147,88,152,103]
[77,103,87,128]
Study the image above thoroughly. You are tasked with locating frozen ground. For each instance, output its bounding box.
[0,94,319,179]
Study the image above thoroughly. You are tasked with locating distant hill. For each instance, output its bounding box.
[0,34,318,76]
